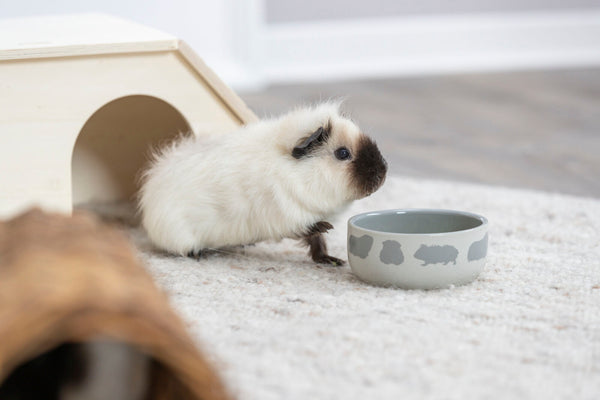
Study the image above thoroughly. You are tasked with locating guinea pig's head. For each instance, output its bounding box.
[280,102,387,202]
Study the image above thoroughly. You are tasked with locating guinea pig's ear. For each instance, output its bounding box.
[292,122,331,159]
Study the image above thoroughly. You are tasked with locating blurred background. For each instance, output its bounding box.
[2,0,599,196]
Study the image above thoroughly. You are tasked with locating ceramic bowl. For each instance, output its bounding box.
[347,209,488,289]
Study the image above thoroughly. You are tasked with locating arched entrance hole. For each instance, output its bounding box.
[72,95,191,207]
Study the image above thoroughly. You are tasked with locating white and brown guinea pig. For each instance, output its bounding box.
[138,102,387,265]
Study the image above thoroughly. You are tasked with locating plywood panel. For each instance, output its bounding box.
[0,13,178,60]
[72,95,192,204]
[0,51,245,217]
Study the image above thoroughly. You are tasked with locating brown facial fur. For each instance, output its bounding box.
[351,135,387,198]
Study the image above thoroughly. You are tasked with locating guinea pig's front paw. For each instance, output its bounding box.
[306,221,334,235]
[314,254,346,267]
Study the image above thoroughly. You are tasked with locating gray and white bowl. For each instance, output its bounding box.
[347,209,488,289]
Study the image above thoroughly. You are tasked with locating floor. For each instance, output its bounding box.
[239,68,600,198]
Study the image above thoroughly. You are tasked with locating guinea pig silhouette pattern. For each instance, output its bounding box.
[414,245,458,266]
[348,235,374,259]
[468,233,488,261]
[348,234,488,266]
[379,241,404,265]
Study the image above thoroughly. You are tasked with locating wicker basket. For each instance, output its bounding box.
[0,208,231,400]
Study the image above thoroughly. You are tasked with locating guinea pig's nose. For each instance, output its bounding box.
[352,136,388,197]
[371,152,388,192]
[380,155,388,177]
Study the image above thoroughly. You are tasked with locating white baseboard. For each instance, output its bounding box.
[247,9,600,84]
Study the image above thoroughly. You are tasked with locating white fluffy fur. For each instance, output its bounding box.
[138,103,367,255]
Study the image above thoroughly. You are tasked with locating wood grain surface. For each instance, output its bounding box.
[240,68,600,198]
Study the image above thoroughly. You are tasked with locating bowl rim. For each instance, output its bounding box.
[348,208,488,237]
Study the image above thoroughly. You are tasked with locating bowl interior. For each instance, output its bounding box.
[351,210,485,234]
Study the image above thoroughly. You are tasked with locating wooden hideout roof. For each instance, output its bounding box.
[0,13,256,124]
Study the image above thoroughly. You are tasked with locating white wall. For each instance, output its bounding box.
[0,0,250,87]
[0,1,231,56]
[265,0,600,23]
[2,0,600,89]
[252,1,600,85]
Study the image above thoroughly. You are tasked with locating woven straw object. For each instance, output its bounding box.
[0,208,231,400]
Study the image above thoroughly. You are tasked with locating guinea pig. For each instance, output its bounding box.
[138,102,387,265]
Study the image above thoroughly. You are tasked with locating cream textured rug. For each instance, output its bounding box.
[122,175,600,400]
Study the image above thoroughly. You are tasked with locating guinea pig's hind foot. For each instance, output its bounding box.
[186,249,204,260]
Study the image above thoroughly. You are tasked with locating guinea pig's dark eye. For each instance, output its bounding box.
[334,147,351,161]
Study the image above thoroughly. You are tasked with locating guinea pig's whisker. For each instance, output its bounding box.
[204,247,253,260]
